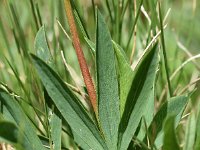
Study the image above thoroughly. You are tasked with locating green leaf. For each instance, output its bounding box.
[162,115,180,150]
[0,121,22,150]
[73,9,89,39]
[113,41,134,116]
[119,44,159,150]
[152,95,188,148]
[113,42,155,140]
[0,90,45,150]
[34,25,54,66]
[84,37,95,53]
[183,112,196,150]
[136,92,154,140]
[35,26,62,150]
[70,0,90,40]
[1,105,16,124]
[31,54,107,150]
[96,11,120,150]
[0,121,18,143]
[50,110,62,150]
[195,108,200,150]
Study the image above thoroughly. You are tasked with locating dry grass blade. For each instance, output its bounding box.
[178,77,200,95]
[170,54,200,80]
[0,143,14,150]
[177,41,200,70]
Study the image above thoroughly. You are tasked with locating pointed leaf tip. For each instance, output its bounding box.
[31,54,106,150]
[96,10,120,150]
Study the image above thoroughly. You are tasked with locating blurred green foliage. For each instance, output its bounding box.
[0,0,200,149]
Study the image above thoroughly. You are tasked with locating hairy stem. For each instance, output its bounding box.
[64,0,97,114]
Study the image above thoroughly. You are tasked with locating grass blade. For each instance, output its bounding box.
[29,0,39,31]
[195,108,200,150]
[158,3,173,97]
[50,110,62,150]
[183,112,196,150]
[84,37,95,53]
[35,3,43,27]
[0,89,45,150]
[125,0,143,51]
[96,10,120,150]
[9,2,29,58]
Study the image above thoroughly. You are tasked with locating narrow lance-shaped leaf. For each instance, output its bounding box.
[49,110,62,150]
[119,44,159,150]
[34,25,54,67]
[162,115,180,150]
[137,91,154,140]
[113,41,134,116]
[0,89,45,150]
[84,37,95,53]
[96,10,120,150]
[31,54,107,150]
[113,41,155,139]
[35,26,62,150]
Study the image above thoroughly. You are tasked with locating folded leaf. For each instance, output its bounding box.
[113,42,155,141]
[31,54,107,150]
[113,41,134,116]
[96,11,120,150]
[119,44,159,150]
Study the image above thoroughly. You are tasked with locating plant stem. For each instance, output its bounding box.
[29,0,39,31]
[130,0,137,64]
[105,0,114,23]
[91,0,96,22]
[158,2,173,97]
[64,0,97,114]
[125,0,143,52]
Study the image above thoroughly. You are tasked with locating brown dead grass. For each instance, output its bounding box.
[0,144,14,150]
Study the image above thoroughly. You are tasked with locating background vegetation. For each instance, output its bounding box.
[0,0,199,149]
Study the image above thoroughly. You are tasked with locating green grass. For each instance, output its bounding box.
[0,0,200,150]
